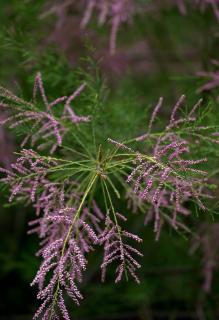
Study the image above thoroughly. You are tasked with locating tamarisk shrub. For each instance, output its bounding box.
[0,73,218,319]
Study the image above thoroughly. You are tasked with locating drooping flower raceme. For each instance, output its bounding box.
[99,213,143,283]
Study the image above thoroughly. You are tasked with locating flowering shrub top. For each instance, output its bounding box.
[0,71,219,318]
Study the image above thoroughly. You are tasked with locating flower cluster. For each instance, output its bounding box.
[0,149,57,204]
[99,213,143,283]
[109,95,218,239]
[0,146,143,318]
[0,149,98,318]
[31,210,100,319]
[0,72,90,154]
